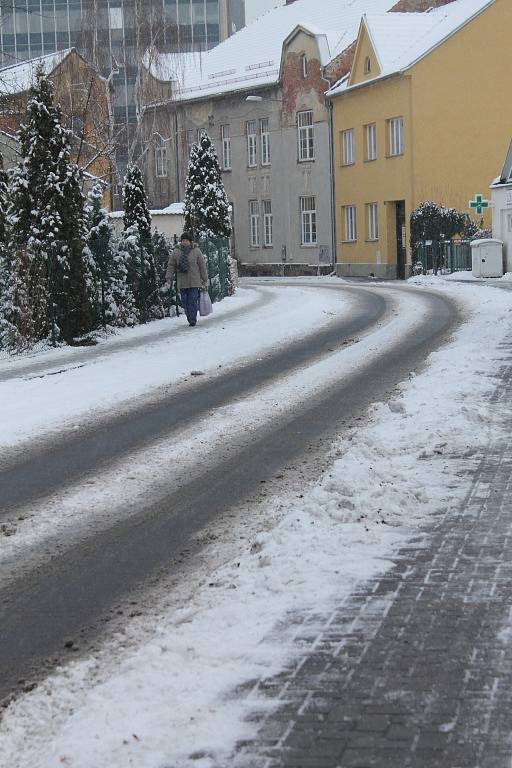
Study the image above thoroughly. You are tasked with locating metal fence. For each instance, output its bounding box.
[413,240,472,275]
[198,237,232,302]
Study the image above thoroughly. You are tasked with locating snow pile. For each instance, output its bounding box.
[0,280,510,767]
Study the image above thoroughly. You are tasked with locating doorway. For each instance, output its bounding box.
[395,200,407,279]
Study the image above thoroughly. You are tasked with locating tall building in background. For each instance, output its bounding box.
[0,0,245,174]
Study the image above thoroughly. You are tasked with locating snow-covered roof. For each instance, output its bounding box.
[109,202,185,219]
[148,0,400,102]
[0,49,76,95]
[329,0,495,96]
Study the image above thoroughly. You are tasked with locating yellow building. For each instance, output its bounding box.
[329,0,512,278]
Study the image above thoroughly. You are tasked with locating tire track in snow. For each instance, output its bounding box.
[0,285,460,703]
[0,285,384,516]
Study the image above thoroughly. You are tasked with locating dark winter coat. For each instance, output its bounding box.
[166,245,208,290]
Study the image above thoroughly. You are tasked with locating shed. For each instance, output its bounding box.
[109,203,185,241]
[491,139,512,272]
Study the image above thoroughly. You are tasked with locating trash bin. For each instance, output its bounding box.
[471,239,504,278]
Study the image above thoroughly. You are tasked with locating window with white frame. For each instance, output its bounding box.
[300,196,317,245]
[364,56,371,75]
[297,110,314,161]
[109,5,123,29]
[301,54,308,79]
[388,117,404,156]
[366,202,378,240]
[246,120,257,167]
[263,200,273,246]
[186,129,195,158]
[155,135,168,177]
[260,118,270,166]
[343,205,357,241]
[221,124,231,170]
[249,200,259,246]
[341,128,354,165]
[365,122,377,161]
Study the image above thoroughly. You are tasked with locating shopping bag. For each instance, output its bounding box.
[199,290,213,316]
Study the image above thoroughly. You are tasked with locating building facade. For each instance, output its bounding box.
[329,0,510,279]
[141,0,428,269]
[140,0,453,271]
[142,27,335,268]
[0,49,113,203]
[0,0,244,182]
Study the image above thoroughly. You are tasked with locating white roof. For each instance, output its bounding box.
[0,49,74,95]
[329,0,495,96]
[149,0,400,101]
[109,202,185,219]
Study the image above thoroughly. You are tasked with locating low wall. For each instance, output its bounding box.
[239,262,334,277]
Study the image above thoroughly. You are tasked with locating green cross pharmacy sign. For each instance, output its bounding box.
[469,194,491,215]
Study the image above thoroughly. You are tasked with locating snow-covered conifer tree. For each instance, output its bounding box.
[0,151,13,349]
[184,131,232,240]
[152,228,177,315]
[123,163,152,245]
[122,164,162,322]
[86,183,137,328]
[4,69,95,348]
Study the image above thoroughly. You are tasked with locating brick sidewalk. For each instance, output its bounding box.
[234,351,512,768]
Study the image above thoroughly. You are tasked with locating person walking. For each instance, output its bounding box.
[165,232,208,326]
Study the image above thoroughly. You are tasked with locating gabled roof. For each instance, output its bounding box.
[490,139,512,187]
[148,0,401,102]
[329,0,495,96]
[0,49,77,95]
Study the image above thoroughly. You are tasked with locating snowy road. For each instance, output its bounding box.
[0,280,460,704]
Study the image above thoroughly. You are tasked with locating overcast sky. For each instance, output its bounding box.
[244,0,285,24]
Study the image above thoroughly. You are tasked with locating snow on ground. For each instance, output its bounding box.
[0,279,511,767]
[0,284,355,450]
[0,288,435,579]
[414,270,512,282]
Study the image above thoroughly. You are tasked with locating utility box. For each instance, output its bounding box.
[471,239,504,278]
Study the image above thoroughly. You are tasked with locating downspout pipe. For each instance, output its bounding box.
[327,98,337,274]
[174,108,180,202]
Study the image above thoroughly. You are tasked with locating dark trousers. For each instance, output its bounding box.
[180,288,200,325]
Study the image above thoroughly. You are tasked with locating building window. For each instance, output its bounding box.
[365,123,377,161]
[366,203,378,241]
[343,205,357,242]
[186,129,195,157]
[109,5,123,29]
[71,115,84,138]
[155,135,168,178]
[341,129,355,166]
[260,118,270,166]
[221,124,231,170]
[364,56,371,75]
[301,53,308,79]
[297,110,314,162]
[388,117,404,156]
[300,196,317,245]
[263,199,273,246]
[246,120,257,167]
[249,200,259,246]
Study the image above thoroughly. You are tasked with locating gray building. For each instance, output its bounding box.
[0,0,245,179]
[140,0,416,271]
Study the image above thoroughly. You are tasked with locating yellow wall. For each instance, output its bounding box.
[410,0,512,217]
[349,25,381,85]
[333,74,412,275]
[332,0,512,277]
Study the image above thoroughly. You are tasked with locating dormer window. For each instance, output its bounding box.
[364,56,371,74]
[301,54,308,79]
